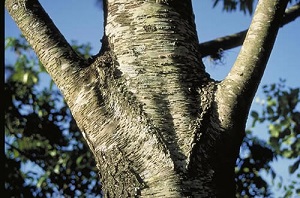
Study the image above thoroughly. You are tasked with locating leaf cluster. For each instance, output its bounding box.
[237,80,300,197]
[5,34,299,197]
[212,0,299,15]
[5,36,102,197]
[212,0,257,15]
[235,132,274,197]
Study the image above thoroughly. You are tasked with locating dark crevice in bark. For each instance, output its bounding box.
[158,0,195,24]
[151,93,188,172]
[7,0,291,196]
[187,105,241,197]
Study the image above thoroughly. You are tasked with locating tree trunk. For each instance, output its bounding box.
[70,1,240,196]
[5,0,289,197]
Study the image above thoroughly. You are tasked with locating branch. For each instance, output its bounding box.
[216,0,289,131]
[5,0,86,95]
[199,3,300,58]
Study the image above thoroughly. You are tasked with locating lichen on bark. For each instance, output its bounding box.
[5,0,290,196]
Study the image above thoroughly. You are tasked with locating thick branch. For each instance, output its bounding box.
[199,3,300,58]
[5,0,87,96]
[217,0,289,131]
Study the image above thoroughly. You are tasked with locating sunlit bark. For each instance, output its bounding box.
[6,0,289,197]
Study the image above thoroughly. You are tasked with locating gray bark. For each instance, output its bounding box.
[5,0,289,197]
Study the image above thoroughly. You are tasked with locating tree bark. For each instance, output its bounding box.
[5,0,289,197]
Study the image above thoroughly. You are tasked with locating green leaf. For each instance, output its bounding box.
[5,35,101,197]
[76,156,83,165]
[271,84,276,91]
[22,72,29,84]
[289,159,300,174]
[54,164,60,174]
[267,106,274,116]
[251,111,259,127]
[13,149,20,158]
[37,175,47,188]
[38,61,47,72]
[251,111,259,119]
[49,150,57,157]
[267,99,276,107]
[283,189,293,198]
[269,124,280,137]
[271,169,276,180]
[282,149,293,158]
[5,37,17,49]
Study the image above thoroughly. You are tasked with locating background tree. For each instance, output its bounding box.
[235,81,300,197]
[5,0,300,197]
[5,35,299,198]
[5,36,102,197]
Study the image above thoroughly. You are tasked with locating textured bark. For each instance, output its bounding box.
[5,0,289,197]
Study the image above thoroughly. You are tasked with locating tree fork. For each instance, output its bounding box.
[5,0,289,197]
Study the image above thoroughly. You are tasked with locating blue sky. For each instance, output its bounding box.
[5,1,299,86]
[5,0,300,196]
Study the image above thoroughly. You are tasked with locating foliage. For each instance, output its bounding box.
[5,36,102,197]
[5,35,299,197]
[259,82,299,163]
[235,132,275,197]
[212,0,255,15]
[212,0,299,15]
[236,81,300,198]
